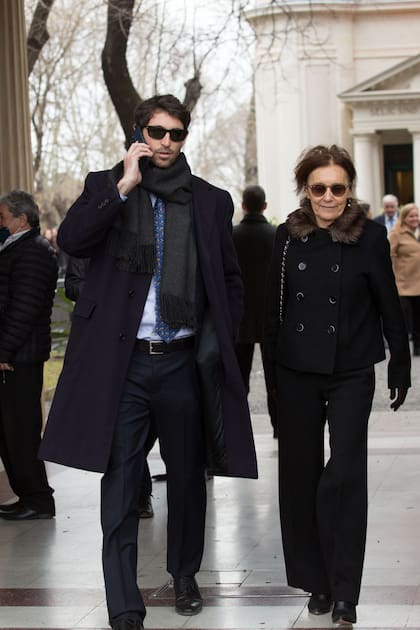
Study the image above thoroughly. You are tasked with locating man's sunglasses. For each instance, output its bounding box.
[145,126,188,142]
[307,183,350,198]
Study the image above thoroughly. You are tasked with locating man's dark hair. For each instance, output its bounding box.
[242,185,266,214]
[134,94,191,131]
[0,189,40,227]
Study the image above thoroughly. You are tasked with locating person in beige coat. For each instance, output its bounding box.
[389,203,420,355]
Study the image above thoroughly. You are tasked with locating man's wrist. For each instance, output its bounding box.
[117,179,132,197]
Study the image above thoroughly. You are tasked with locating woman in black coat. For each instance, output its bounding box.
[265,145,411,624]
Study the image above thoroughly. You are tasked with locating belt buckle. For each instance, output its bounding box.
[149,340,164,355]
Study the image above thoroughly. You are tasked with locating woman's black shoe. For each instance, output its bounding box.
[308,593,332,615]
[332,600,357,624]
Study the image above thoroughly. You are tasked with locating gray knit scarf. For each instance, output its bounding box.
[108,153,197,329]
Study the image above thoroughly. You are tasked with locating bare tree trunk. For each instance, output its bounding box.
[183,73,202,113]
[102,0,204,144]
[102,0,141,145]
[27,0,55,76]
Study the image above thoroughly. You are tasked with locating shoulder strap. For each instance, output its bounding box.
[279,235,291,324]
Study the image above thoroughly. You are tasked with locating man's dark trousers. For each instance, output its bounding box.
[101,344,207,623]
[0,363,55,513]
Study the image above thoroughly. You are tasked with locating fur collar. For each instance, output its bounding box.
[286,201,367,244]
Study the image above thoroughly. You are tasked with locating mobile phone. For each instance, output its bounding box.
[131,126,150,170]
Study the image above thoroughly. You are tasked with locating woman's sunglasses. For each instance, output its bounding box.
[307,184,349,198]
[145,125,188,142]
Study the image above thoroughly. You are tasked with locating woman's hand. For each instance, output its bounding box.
[390,387,408,411]
[0,362,13,371]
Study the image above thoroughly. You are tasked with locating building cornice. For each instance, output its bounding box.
[246,1,420,22]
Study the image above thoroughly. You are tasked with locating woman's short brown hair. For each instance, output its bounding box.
[294,144,356,196]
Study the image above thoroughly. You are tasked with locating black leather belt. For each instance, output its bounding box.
[135,336,195,355]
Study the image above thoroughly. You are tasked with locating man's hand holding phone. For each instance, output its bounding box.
[117,127,153,197]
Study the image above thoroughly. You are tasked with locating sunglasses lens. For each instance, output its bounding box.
[308,184,348,197]
[310,185,327,197]
[331,184,347,196]
[170,129,187,141]
[146,126,187,142]
[146,126,166,140]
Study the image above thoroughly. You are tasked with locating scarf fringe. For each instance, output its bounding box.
[161,294,195,328]
[109,230,155,273]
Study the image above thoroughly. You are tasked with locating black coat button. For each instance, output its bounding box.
[296,292,304,301]
[331,263,340,272]
[329,296,337,304]
[119,333,126,340]
[298,262,307,271]
[327,325,336,334]
[128,290,135,297]
[296,323,305,332]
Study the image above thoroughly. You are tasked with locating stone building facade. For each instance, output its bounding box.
[246,0,420,221]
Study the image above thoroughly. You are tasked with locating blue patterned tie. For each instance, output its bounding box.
[153,197,178,343]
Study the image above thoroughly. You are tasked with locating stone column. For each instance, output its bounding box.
[411,131,420,204]
[0,0,34,193]
[352,133,375,208]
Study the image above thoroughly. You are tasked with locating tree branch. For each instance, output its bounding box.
[27,0,56,76]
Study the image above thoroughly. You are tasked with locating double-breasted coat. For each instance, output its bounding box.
[264,204,411,386]
[40,169,258,479]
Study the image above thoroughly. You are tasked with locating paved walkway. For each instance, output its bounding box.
[0,352,419,629]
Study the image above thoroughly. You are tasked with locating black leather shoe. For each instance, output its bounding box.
[138,495,154,519]
[332,601,357,624]
[0,501,21,513]
[173,575,203,615]
[110,619,144,630]
[0,505,54,520]
[308,593,332,615]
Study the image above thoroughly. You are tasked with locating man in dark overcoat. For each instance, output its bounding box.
[233,185,277,436]
[40,94,257,630]
[0,190,57,521]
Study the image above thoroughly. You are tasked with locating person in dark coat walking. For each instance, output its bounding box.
[233,185,277,436]
[265,145,411,625]
[0,190,57,520]
[40,94,257,630]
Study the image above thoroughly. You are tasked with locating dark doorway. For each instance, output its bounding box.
[383,144,413,205]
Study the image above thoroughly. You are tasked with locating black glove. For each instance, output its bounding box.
[389,387,408,411]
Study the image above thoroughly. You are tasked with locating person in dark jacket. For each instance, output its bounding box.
[374,193,399,234]
[40,94,257,630]
[0,190,57,520]
[65,255,155,518]
[233,185,277,436]
[265,145,411,625]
